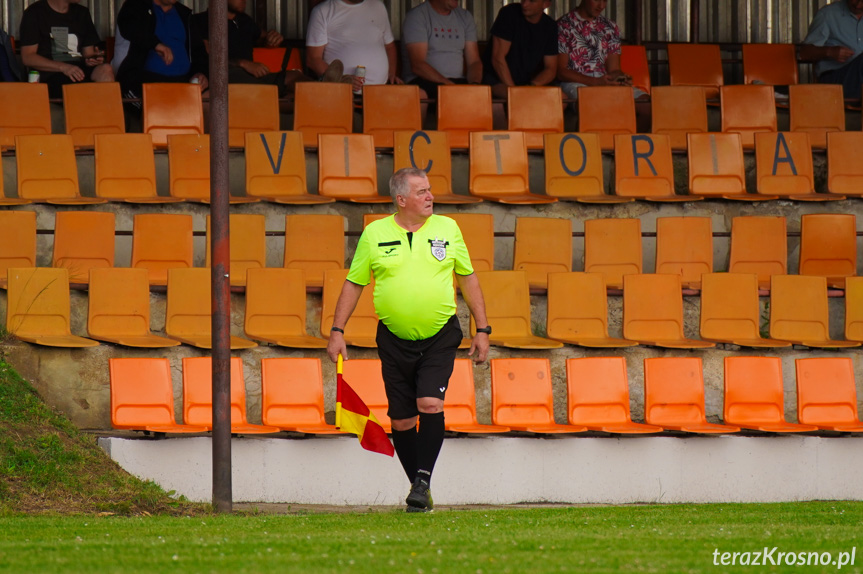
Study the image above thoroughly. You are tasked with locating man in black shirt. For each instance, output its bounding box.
[19,0,113,97]
[481,0,558,100]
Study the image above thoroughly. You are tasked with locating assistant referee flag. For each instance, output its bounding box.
[336,355,394,456]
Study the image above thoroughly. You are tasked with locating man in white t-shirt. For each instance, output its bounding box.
[306,0,401,92]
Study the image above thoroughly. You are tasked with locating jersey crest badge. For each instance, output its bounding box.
[429,237,448,262]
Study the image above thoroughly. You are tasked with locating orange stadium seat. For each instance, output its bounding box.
[363,84,422,149]
[623,274,715,349]
[789,84,845,150]
[437,84,493,149]
[6,267,99,347]
[798,213,857,289]
[142,83,204,148]
[723,356,816,433]
[827,131,863,197]
[94,133,183,203]
[0,150,30,205]
[742,43,799,87]
[490,358,586,433]
[512,217,572,290]
[469,131,556,203]
[566,357,662,433]
[720,84,777,150]
[52,210,116,285]
[318,134,390,202]
[182,356,280,434]
[205,213,266,288]
[614,134,696,201]
[340,358,391,432]
[699,273,790,348]
[583,217,642,289]
[578,85,636,151]
[654,216,713,289]
[687,132,751,199]
[109,358,207,433]
[507,86,564,150]
[16,134,106,204]
[63,82,125,148]
[228,84,280,148]
[620,44,651,95]
[261,357,343,434]
[253,46,301,72]
[0,83,50,149]
[795,357,863,432]
[362,213,389,228]
[0,211,36,289]
[293,82,353,148]
[547,272,637,348]
[443,359,510,433]
[728,216,787,289]
[284,214,345,290]
[845,277,863,342]
[245,131,334,204]
[769,275,860,348]
[755,131,836,200]
[321,268,378,347]
[643,357,740,433]
[543,132,631,203]
[168,134,258,203]
[130,213,194,286]
[393,130,481,204]
[651,85,708,151]
[444,213,495,272]
[245,268,328,348]
[88,268,181,348]
[667,43,723,100]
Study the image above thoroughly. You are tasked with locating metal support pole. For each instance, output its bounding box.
[690,0,700,43]
[208,0,232,514]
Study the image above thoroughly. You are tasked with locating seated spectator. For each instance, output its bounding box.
[305,0,400,93]
[800,0,863,99]
[402,0,482,98]
[556,0,634,100]
[481,0,557,100]
[0,25,23,81]
[18,0,113,97]
[116,0,207,99]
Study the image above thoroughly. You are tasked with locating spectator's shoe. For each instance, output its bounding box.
[321,59,344,83]
[405,477,433,512]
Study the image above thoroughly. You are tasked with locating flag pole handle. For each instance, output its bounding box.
[337,353,343,375]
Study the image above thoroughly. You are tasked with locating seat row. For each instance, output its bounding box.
[0,211,855,294]
[108,355,863,436]
[7,266,863,351]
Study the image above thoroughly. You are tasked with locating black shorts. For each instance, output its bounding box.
[42,62,98,98]
[376,314,463,420]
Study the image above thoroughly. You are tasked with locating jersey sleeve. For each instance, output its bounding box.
[464,10,478,43]
[802,8,830,46]
[305,4,328,48]
[450,223,474,276]
[17,6,40,48]
[346,228,373,286]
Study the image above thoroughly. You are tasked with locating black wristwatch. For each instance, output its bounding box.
[475,326,492,335]
[330,326,345,334]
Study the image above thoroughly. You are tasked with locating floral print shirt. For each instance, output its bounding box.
[557,10,621,77]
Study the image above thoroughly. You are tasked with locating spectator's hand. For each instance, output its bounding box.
[264,30,283,47]
[155,43,174,66]
[829,46,855,63]
[387,74,403,85]
[607,70,632,86]
[326,331,348,363]
[468,333,490,364]
[240,60,271,78]
[84,47,105,67]
[346,74,364,93]
[191,73,208,91]
[62,63,85,82]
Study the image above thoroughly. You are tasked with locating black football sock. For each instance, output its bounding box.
[416,411,445,486]
[391,425,418,483]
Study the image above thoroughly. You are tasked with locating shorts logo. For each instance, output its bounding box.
[429,237,449,262]
[439,386,446,392]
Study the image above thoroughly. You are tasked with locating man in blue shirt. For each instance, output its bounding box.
[801,0,863,98]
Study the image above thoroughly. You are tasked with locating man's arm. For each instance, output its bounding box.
[20,44,85,79]
[464,40,482,84]
[326,280,365,363]
[385,41,402,84]
[406,42,452,84]
[456,273,490,363]
[556,52,616,86]
[261,29,284,47]
[305,44,330,78]
[490,35,515,86]
[799,43,855,63]
[531,54,558,86]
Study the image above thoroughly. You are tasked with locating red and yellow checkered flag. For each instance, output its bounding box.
[336,355,394,456]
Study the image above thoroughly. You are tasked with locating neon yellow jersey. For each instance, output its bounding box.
[347,214,474,340]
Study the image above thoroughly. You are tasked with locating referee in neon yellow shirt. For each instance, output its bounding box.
[327,167,491,512]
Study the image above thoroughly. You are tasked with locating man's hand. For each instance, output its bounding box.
[240,59,271,78]
[190,73,208,91]
[155,43,174,66]
[84,47,105,67]
[326,331,348,363]
[468,332,489,364]
[828,45,855,63]
[264,29,284,47]
[387,73,404,85]
[345,74,364,92]
[61,63,85,82]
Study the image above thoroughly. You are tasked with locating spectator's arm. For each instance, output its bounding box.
[20,44,84,79]
[556,52,614,86]
[531,54,557,87]
[464,40,482,84]
[490,35,514,87]
[799,43,855,63]
[406,42,452,85]
[305,44,330,78]
[385,41,402,84]
[261,29,283,47]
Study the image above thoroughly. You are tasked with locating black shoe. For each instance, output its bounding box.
[405,477,433,511]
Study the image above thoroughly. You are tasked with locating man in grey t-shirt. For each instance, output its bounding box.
[402,0,481,99]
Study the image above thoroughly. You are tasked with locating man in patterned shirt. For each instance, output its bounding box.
[556,0,632,100]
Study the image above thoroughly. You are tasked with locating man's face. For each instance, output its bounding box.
[849,0,863,16]
[434,0,459,13]
[521,0,550,21]
[399,175,434,219]
[227,0,246,14]
[579,0,608,19]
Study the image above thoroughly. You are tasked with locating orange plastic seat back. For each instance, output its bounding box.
[142,83,204,148]
[845,277,863,341]
[796,357,861,426]
[205,213,266,287]
[109,358,178,429]
[620,44,651,94]
[614,134,675,198]
[654,216,713,287]
[643,356,708,426]
[52,211,116,283]
[245,268,314,341]
[394,130,454,196]
[166,268,213,340]
[245,131,308,199]
[362,214,389,228]
[228,84,280,148]
[0,83,51,149]
[442,359,480,426]
[755,131,814,196]
[623,274,686,341]
[507,86,564,149]
[321,268,378,340]
[544,132,605,199]
[490,358,556,426]
[95,133,160,201]
[720,85,777,149]
[742,43,798,86]
[63,82,125,148]
[547,272,613,341]
[583,217,642,289]
[437,84,493,149]
[341,358,391,429]
[728,216,787,287]
[182,356,250,427]
[363,84,422,149]
[284,214,345,289]
[789,84,844,150]
[253,46,289,71]
[827,131,863,195]
[131,213,194,285]
[469,131,529,197]
[667,43,723,99]
[687,132,746,196]
[651,85,708,151]
[473,271,533,338]
[293,82,353,148]
[318,134,379,200]
[513,217,572,289]
[261,357,328,427]
[799,213,857,282]
[700,273,764,341]
[566,356,634,426]
[723,356,787,426]
[6,267,74,338]
[578,86,636,151]
[444,213,495,272]
[16,134,80,201]
[0,211,36,288]
[88,267,157,340]
[769,275,831,342]
[168,134,210,201]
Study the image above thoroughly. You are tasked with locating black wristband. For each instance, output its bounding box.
[475,326,492,335]
[330,326,345,334]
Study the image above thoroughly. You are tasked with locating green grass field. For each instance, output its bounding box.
[1,502,862,573]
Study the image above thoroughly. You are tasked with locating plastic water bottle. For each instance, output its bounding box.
[28,70,39,83]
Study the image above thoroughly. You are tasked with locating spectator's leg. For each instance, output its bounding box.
[91,63,115,82]
[821,54,863,101]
